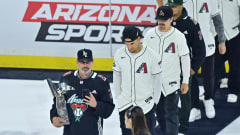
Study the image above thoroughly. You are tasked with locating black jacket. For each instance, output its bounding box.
[172,8,206,72]
[50,70,115,135]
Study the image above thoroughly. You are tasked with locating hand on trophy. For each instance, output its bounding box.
[52,116,67,127]
[83,92,97,108]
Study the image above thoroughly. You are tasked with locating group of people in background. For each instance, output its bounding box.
[154,0,240,135]
[49,0,240,135]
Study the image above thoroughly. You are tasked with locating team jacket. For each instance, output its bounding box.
[50,70,115,135]
[113,45,162,113]
[172,8,206,73]
[219,0,240,40]
[184,0,221,56]
[143,27,190,96]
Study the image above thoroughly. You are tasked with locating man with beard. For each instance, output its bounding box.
[143,6,190,135]
[50,48,115,135]
[113,26,162,135]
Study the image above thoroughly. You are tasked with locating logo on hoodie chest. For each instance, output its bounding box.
[67,94,88,122]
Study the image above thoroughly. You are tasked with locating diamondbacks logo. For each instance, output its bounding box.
[136,63,148,73]
[199,3,209,13]
[165,42,176,53]
[67,94,88,122]
[71,103,88,121]
[159,10,165,17]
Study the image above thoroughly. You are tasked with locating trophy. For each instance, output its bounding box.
[46,78,75,125]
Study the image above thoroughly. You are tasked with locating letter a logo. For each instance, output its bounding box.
[165,42,176,53]
[199,3,209,13]
[136,63,148,73]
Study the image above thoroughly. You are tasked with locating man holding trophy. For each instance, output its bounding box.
[49,48,115,135]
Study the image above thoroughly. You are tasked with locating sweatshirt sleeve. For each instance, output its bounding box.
[178,34,190,84]
[151,51,162,104]
[190,21,206,72]
[212,14,226,44]
[94,80,115,118]
[180,54,191,84]
[113,71,122,100]
[153,73,162,104]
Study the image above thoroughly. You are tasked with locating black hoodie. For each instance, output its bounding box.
[50,70,115,135]
[172,8,206,73]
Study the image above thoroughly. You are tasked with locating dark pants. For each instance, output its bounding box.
[119,105,156,135]
[214,39,228,94]
[191,54,215,108]
[156,90,180,135]
[179,76,192,134]
[191,74,201,108]
[215,34,240,95]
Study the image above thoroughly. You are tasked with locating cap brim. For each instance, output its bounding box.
[78,58,93,62]
[155,16,170,20]
[122,36,138,42]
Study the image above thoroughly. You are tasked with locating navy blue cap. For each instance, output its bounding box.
[155,6,173,20]
[122,26,143,42]
[77,49,93,62]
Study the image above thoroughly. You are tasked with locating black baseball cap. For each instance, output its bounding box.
[77,49,93,62]
[155,6,173,20]
[122,26,143,42]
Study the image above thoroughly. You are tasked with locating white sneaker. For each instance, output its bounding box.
[189,108,201,122]
[203,99,215,119]
[220,78,228,88]
[178,133,184,135]
[227,94,238,103]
